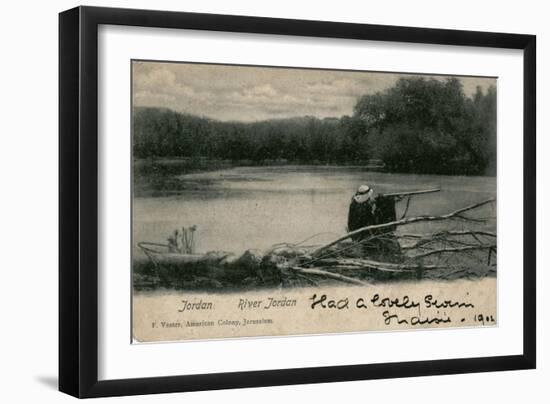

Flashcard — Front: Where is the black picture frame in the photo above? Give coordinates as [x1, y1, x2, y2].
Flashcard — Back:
[59, 5, 536, 398]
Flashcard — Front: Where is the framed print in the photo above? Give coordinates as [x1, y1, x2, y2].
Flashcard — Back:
[59, 6, 536, 398]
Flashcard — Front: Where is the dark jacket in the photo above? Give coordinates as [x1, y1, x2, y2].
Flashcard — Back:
[348, 195, 398, 238]
[372, 195, 397, 231]
[347, 197, 376, 240]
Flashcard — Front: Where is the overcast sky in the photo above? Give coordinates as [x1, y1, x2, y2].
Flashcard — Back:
[132, 61, 496, 122]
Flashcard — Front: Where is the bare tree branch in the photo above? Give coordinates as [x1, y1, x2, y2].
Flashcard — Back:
[409, 244, 496, 260]
[314, 258, 449, 272]
[312, 198, 496, 257]
[289, 267, 368, 285]
[398, 230, 496, 239]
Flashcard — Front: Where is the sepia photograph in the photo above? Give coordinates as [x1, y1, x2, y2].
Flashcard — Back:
[131, 60, 497, 342]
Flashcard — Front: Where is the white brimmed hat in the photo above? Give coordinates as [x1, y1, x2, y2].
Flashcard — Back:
[356, 184, 371, 194]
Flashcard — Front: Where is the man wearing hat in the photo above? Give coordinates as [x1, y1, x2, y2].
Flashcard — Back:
[348, 184, 401, 258]
[347, 184, 376, 242]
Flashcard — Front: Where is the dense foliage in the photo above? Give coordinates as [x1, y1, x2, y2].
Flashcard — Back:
[355, 77, 496, 175]
[134, 77, 496, 175]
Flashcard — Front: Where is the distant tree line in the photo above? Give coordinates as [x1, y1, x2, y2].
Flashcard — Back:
[134, 77, 496, 176]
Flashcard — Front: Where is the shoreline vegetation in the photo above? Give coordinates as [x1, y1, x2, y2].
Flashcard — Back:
[134, 77, 497, 185]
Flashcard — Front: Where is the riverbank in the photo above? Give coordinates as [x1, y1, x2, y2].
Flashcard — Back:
[133, 157, 385, 197]
[133, 157, 495, 198]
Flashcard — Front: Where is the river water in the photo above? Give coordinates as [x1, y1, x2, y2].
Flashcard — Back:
[132, 166, 496, 259]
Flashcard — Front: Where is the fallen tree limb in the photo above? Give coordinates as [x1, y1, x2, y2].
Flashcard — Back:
[313, 258, 449, 272]
[400, 230, 497, 251]
[300, 233, 393, 266]
[408, 244, 496, 260]
[322, 265, 416, 273]
[312, 198, 496, 257]
[453, 214, 486, 223]
[398, 230, 497, 239]
[290, 267, 368, 285]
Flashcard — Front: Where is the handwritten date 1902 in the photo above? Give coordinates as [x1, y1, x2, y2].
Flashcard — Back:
[474, 314, 496, 325]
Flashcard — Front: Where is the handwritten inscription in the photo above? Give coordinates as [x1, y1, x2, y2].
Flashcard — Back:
[382, 310, 452, 326]
[134, 279, 497, 341]
[309, 292, 487, 328]
[310, 294, 349, 310]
